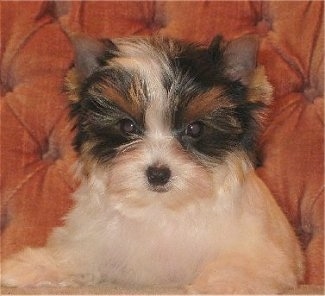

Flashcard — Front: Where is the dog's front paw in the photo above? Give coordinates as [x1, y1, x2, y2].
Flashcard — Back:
[186, 280, 255, 295]
[1, 248, 68, 287]
[187, 263, 293, 294]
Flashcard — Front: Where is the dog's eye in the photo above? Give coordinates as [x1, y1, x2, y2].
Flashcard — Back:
[185, 121, 204, 138]
[119, 119, 138, 135]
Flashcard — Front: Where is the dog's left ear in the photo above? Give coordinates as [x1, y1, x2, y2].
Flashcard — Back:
[69, 33, 117, 81]
[65, 34, 118, 103]
[209, 35, 259, 85]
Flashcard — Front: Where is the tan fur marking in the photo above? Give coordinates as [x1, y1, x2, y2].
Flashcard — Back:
[128, 78, 146, 118]
[101, 84, 142, 121]
[184, 88, 235, 122]
[79, 142, 99, 177]
[247, 67, 273, 105]
[65, 69, 81, 102]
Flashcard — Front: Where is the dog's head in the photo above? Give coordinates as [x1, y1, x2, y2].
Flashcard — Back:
[66, 34, 272, 209]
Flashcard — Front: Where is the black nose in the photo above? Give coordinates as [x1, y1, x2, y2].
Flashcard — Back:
[146, 165, 171, 186]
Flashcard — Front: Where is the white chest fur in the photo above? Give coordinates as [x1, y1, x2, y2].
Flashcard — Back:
[51, 181, 230, 286]
[100, 205, 222, 285]
[49, 168, 300, 288]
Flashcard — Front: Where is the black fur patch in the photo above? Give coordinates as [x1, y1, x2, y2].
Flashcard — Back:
[159, 38, 262, 161]
[70, 68, 144, 162]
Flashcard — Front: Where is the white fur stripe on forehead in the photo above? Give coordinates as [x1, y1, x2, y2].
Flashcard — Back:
[112, 38, 173, 135]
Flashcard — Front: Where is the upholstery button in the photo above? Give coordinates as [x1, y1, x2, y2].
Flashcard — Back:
[304, 87, 318, 102]
[256, 19, 272, 37]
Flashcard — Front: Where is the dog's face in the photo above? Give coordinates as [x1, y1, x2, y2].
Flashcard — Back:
[66, 34, 272, 209]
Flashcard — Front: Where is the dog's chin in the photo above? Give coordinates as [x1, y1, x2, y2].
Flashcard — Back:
[104, 177, 216, 216]
[148, 184, 171, 193]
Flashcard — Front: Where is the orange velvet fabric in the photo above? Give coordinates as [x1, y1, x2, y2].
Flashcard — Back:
[1, 1, 323, 285]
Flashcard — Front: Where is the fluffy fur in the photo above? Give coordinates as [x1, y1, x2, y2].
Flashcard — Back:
[1, 34, 304, 294]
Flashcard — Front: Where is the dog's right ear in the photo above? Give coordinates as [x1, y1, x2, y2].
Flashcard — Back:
[209, 34, 259, 86]
[69, 33, 117, 81]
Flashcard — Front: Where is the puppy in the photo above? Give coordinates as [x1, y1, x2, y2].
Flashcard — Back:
[1, 34, 304, 294]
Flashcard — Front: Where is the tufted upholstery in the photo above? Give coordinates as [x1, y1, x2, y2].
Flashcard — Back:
[1, 0, 324, 290]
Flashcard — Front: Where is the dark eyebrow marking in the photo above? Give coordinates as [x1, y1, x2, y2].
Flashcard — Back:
[79, 67, 145, 122]
[183, 87, 235, 123]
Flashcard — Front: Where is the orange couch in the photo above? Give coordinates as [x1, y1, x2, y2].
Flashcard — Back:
[1, 1, 324, 294]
